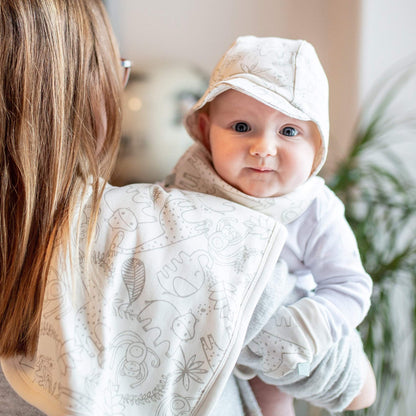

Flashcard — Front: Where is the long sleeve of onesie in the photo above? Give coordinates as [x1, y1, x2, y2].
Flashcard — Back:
[294, 187, 373, 339]
[260, 187, 373, 375]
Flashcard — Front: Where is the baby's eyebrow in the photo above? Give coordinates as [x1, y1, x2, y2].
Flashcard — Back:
[220, 106, 253, 116]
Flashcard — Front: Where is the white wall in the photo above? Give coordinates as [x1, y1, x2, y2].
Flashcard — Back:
[110, 0, 336, 70]
[359, 0, 416, 101]
[358, 0, 416, 172]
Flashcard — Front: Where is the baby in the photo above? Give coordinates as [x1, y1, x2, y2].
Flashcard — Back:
[165, 36, 373, 414]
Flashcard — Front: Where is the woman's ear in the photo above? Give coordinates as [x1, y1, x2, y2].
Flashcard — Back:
[197, 111, 211, 151]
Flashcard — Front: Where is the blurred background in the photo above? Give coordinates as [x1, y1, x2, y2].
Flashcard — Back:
[107, 1, 416, 416]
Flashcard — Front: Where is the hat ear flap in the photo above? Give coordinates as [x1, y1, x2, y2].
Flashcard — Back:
[197, 111, 211, 151]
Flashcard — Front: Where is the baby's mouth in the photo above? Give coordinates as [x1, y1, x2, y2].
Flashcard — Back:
[248, 166, 275, 173]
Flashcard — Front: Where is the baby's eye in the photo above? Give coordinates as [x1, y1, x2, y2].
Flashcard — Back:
[280, 126, 299, 137]
[233, 122, 250, 133]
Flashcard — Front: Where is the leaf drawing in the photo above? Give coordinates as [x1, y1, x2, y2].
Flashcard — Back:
[208, 281, 236, 320]
[173, 350, 207, 391]
[122, 258, 145, 305]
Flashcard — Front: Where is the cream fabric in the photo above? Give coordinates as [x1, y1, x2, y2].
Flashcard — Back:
[2, 182, 287, 416]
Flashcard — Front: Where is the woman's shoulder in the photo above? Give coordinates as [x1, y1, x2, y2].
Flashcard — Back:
[93, 182, 281, 252]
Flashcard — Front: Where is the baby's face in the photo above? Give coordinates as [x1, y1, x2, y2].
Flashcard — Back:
[199, 90, 321, 198]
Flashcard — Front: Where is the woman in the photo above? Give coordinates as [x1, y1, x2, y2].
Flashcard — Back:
[0, 1, 374, 415]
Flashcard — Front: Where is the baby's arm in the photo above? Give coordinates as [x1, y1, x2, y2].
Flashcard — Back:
[300, 189, 373, 339]
[246, 354, 375, 415]
[237, 329, 375, 413]
[256, 190, 374, 375]
[236, 261, 375, 413]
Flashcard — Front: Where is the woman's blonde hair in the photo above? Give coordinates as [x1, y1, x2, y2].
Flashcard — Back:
[0, 0, 123, 356]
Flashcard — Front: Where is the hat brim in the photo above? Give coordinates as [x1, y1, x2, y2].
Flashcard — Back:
[186, 78, 313, 136]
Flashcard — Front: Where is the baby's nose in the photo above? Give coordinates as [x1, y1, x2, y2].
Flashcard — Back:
[249, 134, 277, 157]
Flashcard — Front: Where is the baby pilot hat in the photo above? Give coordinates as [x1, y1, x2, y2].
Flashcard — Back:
[185, 35, 330, 176]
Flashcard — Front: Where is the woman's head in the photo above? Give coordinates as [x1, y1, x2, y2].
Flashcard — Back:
[0, 0, 123, 181]
[0, 0, 123, 357]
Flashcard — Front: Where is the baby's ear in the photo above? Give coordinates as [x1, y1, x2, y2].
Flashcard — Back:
[310, 124, 324, 175]
[197, 111, 211, 151]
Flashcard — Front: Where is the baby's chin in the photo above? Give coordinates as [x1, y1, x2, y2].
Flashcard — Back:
[237, 184, 283, 198]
